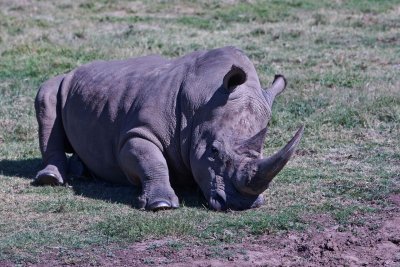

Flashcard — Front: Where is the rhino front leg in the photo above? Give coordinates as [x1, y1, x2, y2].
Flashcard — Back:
[119, 138, 179, 211]
[33, 75, 68, 186]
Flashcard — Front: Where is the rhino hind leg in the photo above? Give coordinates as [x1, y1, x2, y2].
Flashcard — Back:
[33, 75, 68, 186]
[119, 138, 179, 211]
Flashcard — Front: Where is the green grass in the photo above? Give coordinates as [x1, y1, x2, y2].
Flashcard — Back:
[0, 0, 399, 264]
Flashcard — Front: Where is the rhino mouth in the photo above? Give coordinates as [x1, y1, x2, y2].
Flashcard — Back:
[209, 190, 227, 211]
[209, 190, 265, 211]
[208, 178, 265, 211]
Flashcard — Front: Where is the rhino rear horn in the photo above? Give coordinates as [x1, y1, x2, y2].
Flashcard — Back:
[236, 127, 268, 154]
[223, 65, 247, 93]
[263, 75, 287, 106]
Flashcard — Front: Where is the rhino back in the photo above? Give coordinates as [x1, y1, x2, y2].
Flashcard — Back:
[60, 55, 186, 183]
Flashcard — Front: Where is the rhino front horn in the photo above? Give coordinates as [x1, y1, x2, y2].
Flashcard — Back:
[237, 125, 304, 195]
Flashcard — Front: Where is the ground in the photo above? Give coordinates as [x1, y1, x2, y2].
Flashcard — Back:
[1, 195, 399, 266]
[0, 0, 399, 266]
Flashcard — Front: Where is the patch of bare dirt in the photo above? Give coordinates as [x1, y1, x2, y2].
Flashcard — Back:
[6, 194, 400, 267]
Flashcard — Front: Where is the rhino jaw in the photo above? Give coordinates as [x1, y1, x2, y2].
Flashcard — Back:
[234, 125, 304, 196]
[208, 187, 265, 211]
[209, 188, 227, 211]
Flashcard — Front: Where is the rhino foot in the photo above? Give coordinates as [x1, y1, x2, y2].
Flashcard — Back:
[137, 185, 179, 211]
[32, 172, 63, 186]
[32, 165, 64, 186]
[148, 200, 178, 211]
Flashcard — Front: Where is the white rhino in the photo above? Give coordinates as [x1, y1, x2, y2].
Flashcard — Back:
[34, 46, 303, 211]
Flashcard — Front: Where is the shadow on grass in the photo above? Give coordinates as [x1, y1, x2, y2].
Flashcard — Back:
[69, 179, 139, 206]
[0, 158, 42, 179]
[69, 178, 206, 208]
[0, 157, 205, 208]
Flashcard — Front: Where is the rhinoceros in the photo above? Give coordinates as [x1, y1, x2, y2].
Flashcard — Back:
[33, 46, 303, 211]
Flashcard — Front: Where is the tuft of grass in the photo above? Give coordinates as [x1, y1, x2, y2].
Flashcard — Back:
[311, 13, 328, 26]
[0, 43, 104, 83]
[33, 197, 106, 213]
[190, 207, 305, 244]
[177, 16, 215, 30]
[368, 95, 400, 123]
[94, 210, 200, 242]
[326, 105, 366, 128]
[313, 71, 365, 89]
[213, 0, 327, 23]
[343, 0, 400, 14]
[319, 203, 376, 226]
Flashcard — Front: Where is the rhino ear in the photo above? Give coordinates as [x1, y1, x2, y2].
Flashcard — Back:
[263, 75, 287, 106]
[223, 65, 247, 93]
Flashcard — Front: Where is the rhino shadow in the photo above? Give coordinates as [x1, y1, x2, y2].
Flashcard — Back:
[0, 158, 206, 208]
[0, 158, 42, 179]
[69, 178, 207, 208]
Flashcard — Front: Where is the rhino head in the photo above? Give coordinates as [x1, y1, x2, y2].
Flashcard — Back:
[185, 48, 303, 211]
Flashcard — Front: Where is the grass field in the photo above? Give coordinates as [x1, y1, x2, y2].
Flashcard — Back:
[0, 0, 399, 265]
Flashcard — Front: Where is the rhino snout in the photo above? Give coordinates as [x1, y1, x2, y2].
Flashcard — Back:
[209, 190, 227, 211]
[209, 188, 265, 211]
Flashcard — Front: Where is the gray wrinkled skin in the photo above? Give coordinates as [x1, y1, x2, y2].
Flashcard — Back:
[34, 46, 303, 211]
